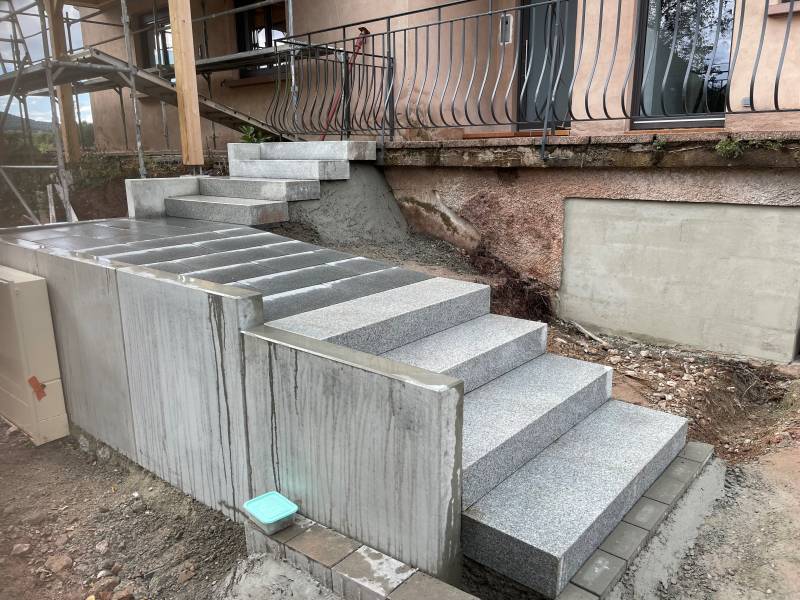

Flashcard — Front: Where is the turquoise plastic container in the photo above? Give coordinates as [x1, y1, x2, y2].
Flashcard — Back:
[243, 491, 298, 534]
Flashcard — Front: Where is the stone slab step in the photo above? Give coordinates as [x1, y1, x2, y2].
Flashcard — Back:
[165, 195, 288, 226]
[267, 277, 490, 354]
[229, 159, 350, 180]
[259, 141, 376, 161]
[462, 353, 612, 508]
[382, 314, 547, 393]
[199, 176, 320, 201]
[262, 267, 433, 321]
[462, 400, 687, 599]
[239, 258, 388, 296]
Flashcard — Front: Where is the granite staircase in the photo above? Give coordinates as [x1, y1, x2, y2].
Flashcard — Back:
[75, 140, 688, 599]
[163, 141, 376, 226]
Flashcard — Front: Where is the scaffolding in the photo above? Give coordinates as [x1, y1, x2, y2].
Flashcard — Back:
[0, 0, 291, 224]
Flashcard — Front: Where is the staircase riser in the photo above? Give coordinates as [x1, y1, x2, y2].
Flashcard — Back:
[462, 401, 686, 598]
[229, 159, 349, 180]
[199, 178, 319, 201]
[327, 288, 490, 354]
[165, 198, 288, 226]
[258, 141, 376, 161]
[462, 371, 611, 508]
[443, 328, 547, 393]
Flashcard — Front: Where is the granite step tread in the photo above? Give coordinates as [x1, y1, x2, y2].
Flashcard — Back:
[461, 353, 612, 508]
[165, 195, 288, 226]
[267, 277, 490, 354]
[381, 314, 547, 393]
[199, 176, 320, 201]
[229, 158, 350, 180]
[258, 141, 376, 161]
[462, 400, 687, 598]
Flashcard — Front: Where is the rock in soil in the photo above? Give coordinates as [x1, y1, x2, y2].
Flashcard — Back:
[45, 553, 73, 573]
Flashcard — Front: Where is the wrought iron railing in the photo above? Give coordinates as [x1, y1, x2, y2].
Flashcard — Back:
[263, 0, 800, 140]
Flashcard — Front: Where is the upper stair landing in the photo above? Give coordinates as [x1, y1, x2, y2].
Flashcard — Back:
[227, 141, 376, 180]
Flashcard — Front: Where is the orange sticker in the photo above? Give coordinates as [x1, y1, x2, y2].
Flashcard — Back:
[27, 376, 46, 401]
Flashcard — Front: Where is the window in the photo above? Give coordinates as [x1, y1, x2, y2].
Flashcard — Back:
[235, 0, 287, 77]
[139, 9, 173, 69]
[632, 0, 736, 129]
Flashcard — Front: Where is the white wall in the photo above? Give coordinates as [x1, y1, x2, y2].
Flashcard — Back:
[558, 199, 800, 362]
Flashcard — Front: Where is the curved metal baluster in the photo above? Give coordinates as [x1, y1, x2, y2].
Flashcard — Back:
[395, 28, 409, 129]
[518, 37, 535, 122]
[308, 38, 322, 133]
[439, 19, 455, 127]
[503, 7, 522, 124]
[701, 0, 725, 114]
[490, 10, 508, 125]
[774, 0, 795, 111]
[450, 18, 468, 127]
[425, 9, 443, 127]
[748, 0, 770, 112]
[405, 27, 419, 127]
[658, 0, 683, 117]
[601, 0, 623, 120]
[619, 0, 641, 119]
[725, 0, 746, 112]
[532, 6, 554, 123]
[477, 2, 495, 125]
[681, 0, 703, 116]
[567, 0, 589, 121]
[550, 1, 573, 125]
[414, 25, 431, 128]
[637, 4, 660, 118]
[584, 0, 605, 120]
[463, 15, 481, 126]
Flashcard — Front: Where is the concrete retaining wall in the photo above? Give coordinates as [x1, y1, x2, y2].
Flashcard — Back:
[242, 325, 463, 582]
[558, 199, 800, 362]
[117, 267, 263, 519]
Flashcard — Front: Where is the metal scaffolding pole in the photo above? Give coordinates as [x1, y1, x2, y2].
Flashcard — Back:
[119, 0, 147, 177]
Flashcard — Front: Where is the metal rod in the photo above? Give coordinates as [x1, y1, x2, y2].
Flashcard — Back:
[0, 167, 41, 224]
[119, 0, 147, 177]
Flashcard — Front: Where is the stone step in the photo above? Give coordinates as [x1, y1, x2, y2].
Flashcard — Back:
[258, 141, 376, 161]
[165, 195, 288, 226]
[462, 400, 687, 599]
[199, 176, 320, 201]
[461, 353, 612, 508]
[382, 314, 547, 393]
[238, 258, 389, 296]
[229, 159, 350, 180]
[267, 277, 490, 354]
[262, 267, 433, 321]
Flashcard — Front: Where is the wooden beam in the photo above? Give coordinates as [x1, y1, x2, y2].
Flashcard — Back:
[48, 0, 81, 163]
[167, 0, 204, 166]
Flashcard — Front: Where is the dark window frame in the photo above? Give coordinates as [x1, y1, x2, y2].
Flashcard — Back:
[234, 0, 287, 79]
[139, 8, 173, 70]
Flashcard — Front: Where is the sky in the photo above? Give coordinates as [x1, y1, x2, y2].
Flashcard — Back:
[1, 2, 93, 124]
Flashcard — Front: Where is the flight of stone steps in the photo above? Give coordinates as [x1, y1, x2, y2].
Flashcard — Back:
[163, 141, 376, 226]
[154, 141, 688, 598]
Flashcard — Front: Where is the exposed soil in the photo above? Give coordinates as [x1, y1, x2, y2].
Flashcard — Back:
[0, 424, 245, 600]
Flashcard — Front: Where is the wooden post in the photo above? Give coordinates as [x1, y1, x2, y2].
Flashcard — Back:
[167, 0, 204, 166]
[48, 0, 81, 163]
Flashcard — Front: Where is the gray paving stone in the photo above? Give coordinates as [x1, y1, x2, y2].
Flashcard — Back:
[253, 249, 354, 273]
[622, 497, 669, 531]
[122, 230, 238, 250]
[598, 521, 649, 562]
[80, 244, 140, 258]
[643, 465, 693, 506]
[461, 353, 612, 508]
[679, 441, 714, 465]
[186, 263, 274, 284]
[229, 158, 350, 180]
[245, 514, 314, 558]
[556, 583, 600, 600]
[194, 232, 289, 252]
[105, 244, 210, 265]
[167, 242, 313, 271]
[570, 550, 626, 597]
[332, 545, 416, 600]
[199, 176, 320, 201]
[242, 264, 367, 296]
[259, 141, 376, 161]
[388, 572, 479, 600]
[462, 400, 687, 598]
[285, 525, 361, 588]
[382, 314, 547, 393]
[165, 195, 289, 226]
[34, 235, 120, 251]
[268, 277, 490, 354]
[262, 267, 432, 320]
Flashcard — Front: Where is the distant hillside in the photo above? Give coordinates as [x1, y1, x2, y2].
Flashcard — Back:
[3, 113, 53, 132]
